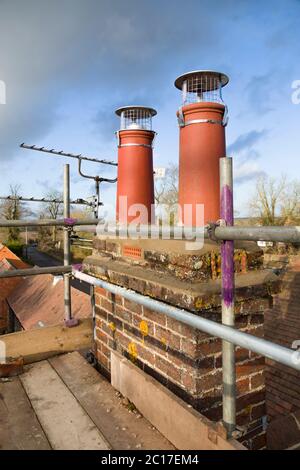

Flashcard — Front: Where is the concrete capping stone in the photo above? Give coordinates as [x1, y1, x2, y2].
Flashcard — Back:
[84, 255, 279, 313]
[110, 350, 246, 451]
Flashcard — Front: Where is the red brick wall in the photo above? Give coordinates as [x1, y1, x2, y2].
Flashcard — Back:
[94, 286, 269, 449]
[265, 258, 300, 428]
[0, 300, 9, 334]
[0, 277, 21, 334]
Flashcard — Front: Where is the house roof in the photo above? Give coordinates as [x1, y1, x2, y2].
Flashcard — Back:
[7, 274, 91, 329]
[0, 243, 30, 270]
[8, 258, 30, 270]
[0, 243, 20, 262]
[0, 244, 27, 301]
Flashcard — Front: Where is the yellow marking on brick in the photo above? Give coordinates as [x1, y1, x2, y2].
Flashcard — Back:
[139, 320, 149, 337]
[128, 342, 138, 361]
[195, 298, 204, 309]
[109, 322, 116, 332]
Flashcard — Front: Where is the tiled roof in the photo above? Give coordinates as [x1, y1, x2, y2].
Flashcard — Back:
[9, 258, 30, 269]
[7, 274, 91, 329]
[0, 243, 90, 330]
[0, 244, 30, 302]
[0, 244, 32, 333]
[0, 243, 20, 262]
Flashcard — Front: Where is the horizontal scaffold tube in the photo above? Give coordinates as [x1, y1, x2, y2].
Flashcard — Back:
[214, 226, 300, 243]
[73, 269, 300, 372]
[0, 265, 72, 278]
[0, 218, 100, 228]
[97, 224, 300, 244]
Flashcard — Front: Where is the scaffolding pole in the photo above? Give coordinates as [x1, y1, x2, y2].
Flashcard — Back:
[96, 224, 300, 244]
[73, 269, 300, 373]
[214, 225, 300, 243]
[63, 165, 78, 327]
[220, 157, 236, 435]
[0, 218, 100, 228]
[0, 265, 72, 278]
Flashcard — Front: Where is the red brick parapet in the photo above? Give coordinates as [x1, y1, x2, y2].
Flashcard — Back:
[84, 239, 280, 449]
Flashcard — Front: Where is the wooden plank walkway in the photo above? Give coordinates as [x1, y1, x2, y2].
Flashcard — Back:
[0, 377, 50, 450]
[0, 352, 173, 450]
[19, 360, 110, 450]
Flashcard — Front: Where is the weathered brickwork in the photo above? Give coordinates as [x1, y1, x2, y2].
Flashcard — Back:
[94, 287, 274, 449]
[264, 256, 300, 448]
[93, 238, 264, 283]
[86, 238, 280, 450]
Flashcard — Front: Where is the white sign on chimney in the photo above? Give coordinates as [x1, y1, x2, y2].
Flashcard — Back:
[154, 167, 166, 179]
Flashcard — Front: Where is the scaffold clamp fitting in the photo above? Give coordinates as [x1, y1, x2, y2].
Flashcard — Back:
[72, 263, 83, 272]
[64, 218, 78, 226]
[206, 219, 226, 243]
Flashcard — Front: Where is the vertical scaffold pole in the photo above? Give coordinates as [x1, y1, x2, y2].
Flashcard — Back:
[63, 164, 78, 327]
[220, 156, 236, 435]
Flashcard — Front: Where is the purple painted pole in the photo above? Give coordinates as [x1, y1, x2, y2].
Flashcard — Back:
[63, 164, 79, 328]
[220, 157, 236, 435]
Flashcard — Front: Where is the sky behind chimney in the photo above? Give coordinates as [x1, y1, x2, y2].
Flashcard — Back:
[0, 0, 299, 216]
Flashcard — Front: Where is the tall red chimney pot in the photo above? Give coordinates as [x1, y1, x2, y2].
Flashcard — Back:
[175, 70, 229, 226]
[115, 106, 157, 225]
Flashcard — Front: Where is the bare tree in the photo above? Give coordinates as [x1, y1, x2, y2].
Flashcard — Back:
[280, 181, 300, 225]
[250, 175, 300, 226]
[41, 190, 63, 242]
[155, 163, 178, 224]
[0, 184, 29, 241]
[249, 175, 285, 225]
[155, 163, 178, 205]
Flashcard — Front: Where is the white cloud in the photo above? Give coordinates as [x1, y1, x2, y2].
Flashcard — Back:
[234, 161, 265, 184]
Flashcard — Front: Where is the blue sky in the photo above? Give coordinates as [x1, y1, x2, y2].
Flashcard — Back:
[0, 0, 300, 217]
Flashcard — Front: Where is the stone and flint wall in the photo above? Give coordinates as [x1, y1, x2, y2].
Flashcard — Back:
[84, 237, 280, 450]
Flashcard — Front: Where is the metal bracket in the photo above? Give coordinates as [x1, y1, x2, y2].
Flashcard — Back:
[231, 425, 247, 440]
[115, 130, 121, 147]
[206, 219, 226, 243]
[177, 106, 229, 128]
[64, 317, 79, 328]
[222, 104, 229, 127]
[177, 107, 185, 127]
[77, 158, 117, 218]
[64, 218, 78, 226]
[64, 271, 73, 278]
[152, 131, 157, 148]
[119, 143, 153, 149]
[117, 131, 157, 149]
[183, 118, 224, 127]
[72, 263, 83, 272]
